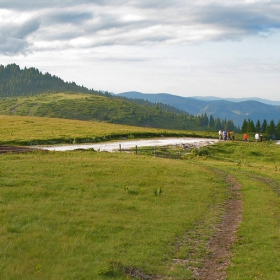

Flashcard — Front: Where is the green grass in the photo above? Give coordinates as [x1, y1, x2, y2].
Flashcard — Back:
[0, 151, 225, 279]
[199, 141, 280, 280]
[0, 116, 280, 279]
[227, 176, 280, 279]
[0, 114, 209, 146]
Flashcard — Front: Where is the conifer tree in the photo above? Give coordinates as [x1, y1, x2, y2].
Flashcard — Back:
[255, 119, 261, 132]
[261, 119, 267, 133]
[241, 119, 248, 133]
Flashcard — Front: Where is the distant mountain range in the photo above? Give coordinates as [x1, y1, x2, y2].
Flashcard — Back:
[188, 96, 280, 106]
[116, 92, 280, 127]
[1, 63, 278, 130]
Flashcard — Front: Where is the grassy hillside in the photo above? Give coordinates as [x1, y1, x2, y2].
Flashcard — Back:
[0, 92, 204, 131]
[0, 116, 279, 279]
[0, 115, 212, 146]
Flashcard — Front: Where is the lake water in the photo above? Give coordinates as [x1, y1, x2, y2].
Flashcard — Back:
[38, 138, 218, 152]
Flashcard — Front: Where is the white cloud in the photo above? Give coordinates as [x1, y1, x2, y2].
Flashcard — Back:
[1, 1, 280, 54]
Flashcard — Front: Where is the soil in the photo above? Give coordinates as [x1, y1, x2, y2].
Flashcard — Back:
[195, 174, 243, 280]
[0, 146, 38, 153]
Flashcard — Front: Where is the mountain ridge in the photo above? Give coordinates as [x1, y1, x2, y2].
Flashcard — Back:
[116, 92, 280, 127]
[116, 91, 280, 106]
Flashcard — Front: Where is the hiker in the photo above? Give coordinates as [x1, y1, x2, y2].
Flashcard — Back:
[218, 130, 223, 140]
[243, 133, 248, 142]
[255, 133, 259, 142]
[259, 134, 263, 142]
[223, 130, 227, 141]
[227, 131, 231, 140]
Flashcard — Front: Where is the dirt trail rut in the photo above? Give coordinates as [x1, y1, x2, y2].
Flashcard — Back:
[0, 146, 38, 153]
[196, 174, 243, 280]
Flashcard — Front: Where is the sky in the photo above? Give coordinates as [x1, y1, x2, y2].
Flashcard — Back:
[1, 0, 280, 100]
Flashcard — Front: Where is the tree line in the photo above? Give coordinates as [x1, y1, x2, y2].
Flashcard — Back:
[194, 113, 237, 131]
[241, 118, 280, 139]
[0, 63, 101, 97]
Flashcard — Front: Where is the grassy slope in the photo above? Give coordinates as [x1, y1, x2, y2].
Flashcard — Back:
[0, 115, 210, 146]
[0, 116, 279, 279]
[0, 92, 197, 130]
[202, 142, 280, 280]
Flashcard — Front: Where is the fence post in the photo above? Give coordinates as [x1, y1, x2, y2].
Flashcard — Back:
[153, 146, 156, 157]
[135, 145, 137, 155]
[119, 144, 121, 152]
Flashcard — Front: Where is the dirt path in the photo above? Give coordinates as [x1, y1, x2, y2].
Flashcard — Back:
[195, 174, 243, 280]
[125, 173, 243, 280]
[0, 146, 38, 153]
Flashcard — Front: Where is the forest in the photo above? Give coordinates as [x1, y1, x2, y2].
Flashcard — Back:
[0, 63, 101, 97]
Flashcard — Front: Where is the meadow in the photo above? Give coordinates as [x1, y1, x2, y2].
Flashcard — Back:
[0, 115, 208, 146]
[0, 115, 279, 279]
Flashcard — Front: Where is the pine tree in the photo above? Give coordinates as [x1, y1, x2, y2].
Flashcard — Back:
[255, 119, 261, 132]
[275, 121, 280, 139]
[247, 119, 255, 133]
[209, 115, 215, 128]
[261, 119, 267, 133]
[266, 120, 276, 138]
[241, 119, 248, 133]
[214, 117, 222, 130]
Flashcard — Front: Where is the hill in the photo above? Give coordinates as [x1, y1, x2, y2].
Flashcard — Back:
[0, 64, 239, 131]
[0, 92, 206, 131]
[0, 63, 100, 97]
[117, 91, 280, 127]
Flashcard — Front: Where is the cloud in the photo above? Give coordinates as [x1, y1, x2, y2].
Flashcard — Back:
[0, 18, 40, 55]
[0, 37, 29, 55]
[194, 2, 280, 37]
[0, 0, 280, 55]
[0, 0, 126, 11]
[46, 11, 93, 25]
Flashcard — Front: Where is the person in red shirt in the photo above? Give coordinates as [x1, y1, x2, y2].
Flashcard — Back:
[243, 133, 248, 142]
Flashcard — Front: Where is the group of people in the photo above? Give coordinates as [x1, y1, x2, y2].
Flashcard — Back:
[218, 130, 264, 142]
[243, 133, 263, 142]
[218, 130, 235, 141]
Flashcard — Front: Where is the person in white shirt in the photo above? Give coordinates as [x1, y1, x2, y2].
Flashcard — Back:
[255, 133, 259, 142]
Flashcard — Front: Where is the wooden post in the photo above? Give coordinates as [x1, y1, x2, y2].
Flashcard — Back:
[119, 144, 121, 152]
[153, 146, 156, 157]
[135, 145, 137, 155]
